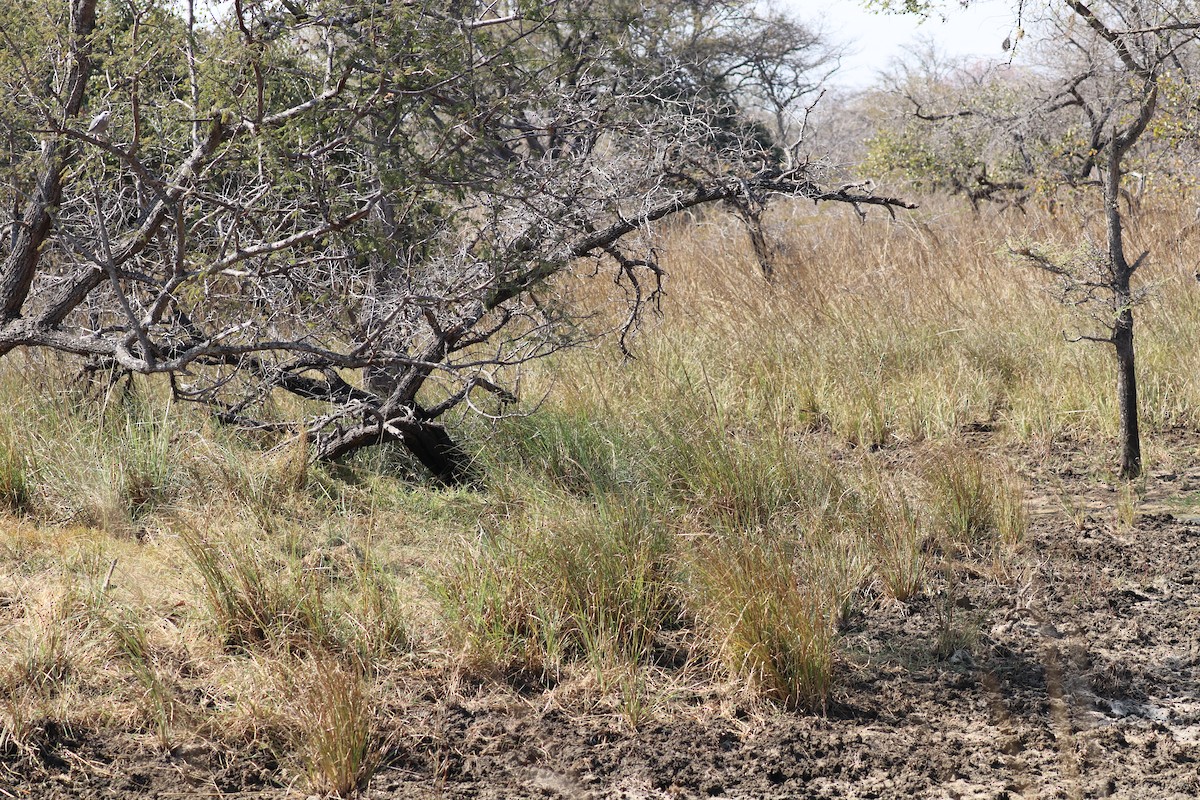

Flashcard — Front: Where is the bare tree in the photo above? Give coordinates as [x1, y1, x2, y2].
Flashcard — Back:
[0, 0, 912, 483]
[674, 3, 843, 276]
[873, 0, 1200, 479]
[1014, 0, 1200, 479]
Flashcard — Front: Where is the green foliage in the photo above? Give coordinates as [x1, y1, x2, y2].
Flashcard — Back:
[858, 55, 1115, 208]
[863, 0, 940, 13]
[1150, 70, 1200, 147]
[862, 75, 1035, 201]
[437, 499, 678, 674]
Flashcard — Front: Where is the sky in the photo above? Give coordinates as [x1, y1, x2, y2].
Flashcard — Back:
[190, 0, 1021, 90]
[785, 0, 1025, 88]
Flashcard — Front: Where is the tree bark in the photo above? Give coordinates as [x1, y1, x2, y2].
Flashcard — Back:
[314, 418, 474, 486]
[744, 214, 776, 279]
[726, 197, 775, 278]
[0, 0, 98, 320]
[1114, 310, 1141, 479]
[1103, 132, 1144, 480]
[400, 422, 474, 486]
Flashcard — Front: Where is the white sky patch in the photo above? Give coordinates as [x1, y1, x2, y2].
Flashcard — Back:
[783, 0, 1025, 87]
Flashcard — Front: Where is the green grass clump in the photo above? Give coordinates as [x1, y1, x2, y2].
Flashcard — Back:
[489, 411, 643, 495]
[437, 499, 678, 675]
[922, 448, 1028, 552]
[187, 533, 335, 653]
[647, 423, 843, 531]
[448, 404, 966, 707]
[0, 437, 31, 515]
[184, 529, 409, 664]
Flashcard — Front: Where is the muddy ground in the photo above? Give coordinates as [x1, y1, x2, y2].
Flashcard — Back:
[6, 438, 1200, 799]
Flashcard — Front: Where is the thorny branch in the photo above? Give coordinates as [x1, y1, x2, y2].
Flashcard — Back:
[0, 0, 914, 482]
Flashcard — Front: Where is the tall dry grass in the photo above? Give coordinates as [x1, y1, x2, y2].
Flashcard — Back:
[6, 190, 1199, 788]
[636, 193, 1200, 448]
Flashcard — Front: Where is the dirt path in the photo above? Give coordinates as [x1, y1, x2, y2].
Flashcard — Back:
[8, 445, 1200, 799]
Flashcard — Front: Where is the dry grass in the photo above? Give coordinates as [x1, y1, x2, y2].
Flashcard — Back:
[283, 656, 381, 797]
[7, 190, 1200, 791]
[687, 531, 838, 711]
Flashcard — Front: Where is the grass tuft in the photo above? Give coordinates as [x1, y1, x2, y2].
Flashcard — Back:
[857, 469, 928, 602]
[923, 448, 1028, 553]
[0, 436, 31, 515]
[437, 499, 678, 676]
[285, 656, 380, 798]
[688, 531, 836, 711]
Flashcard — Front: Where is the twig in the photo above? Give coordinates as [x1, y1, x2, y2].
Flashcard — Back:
[102, 558, 118, 591]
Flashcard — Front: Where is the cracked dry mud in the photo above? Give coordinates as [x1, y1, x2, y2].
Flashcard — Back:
[7, 440, 1200, 799]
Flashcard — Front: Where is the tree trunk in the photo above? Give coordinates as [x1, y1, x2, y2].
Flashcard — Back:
[1114, 311, 1141, 479]
[314, 417, 474, 486]
[0, 0, 98, 321]
[401, 422, 475, 486]
[744, 213, 776, 279]
[1103, 134, 1144, 481]
[725, 197, 775, 279]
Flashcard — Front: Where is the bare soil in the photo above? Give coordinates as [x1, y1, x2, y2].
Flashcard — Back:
[6, 437, 1200, 799]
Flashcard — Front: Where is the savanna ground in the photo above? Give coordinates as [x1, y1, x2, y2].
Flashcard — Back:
[3, 194, 1200, 798]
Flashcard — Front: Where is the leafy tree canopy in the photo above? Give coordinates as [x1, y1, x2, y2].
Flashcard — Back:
[0, 0, 910, 482]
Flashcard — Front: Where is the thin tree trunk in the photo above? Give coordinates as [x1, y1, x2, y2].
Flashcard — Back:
[1103, 138, 1143, 480]
[726, 198, 775, 279]
[745, 217, 776, 280]
[1114, 310, 1141, 478]
[0, 0, 98, 320]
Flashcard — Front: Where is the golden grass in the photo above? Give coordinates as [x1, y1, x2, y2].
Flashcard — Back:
[549, 192, 1200, 456]
[6, 189, 1198, 789]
